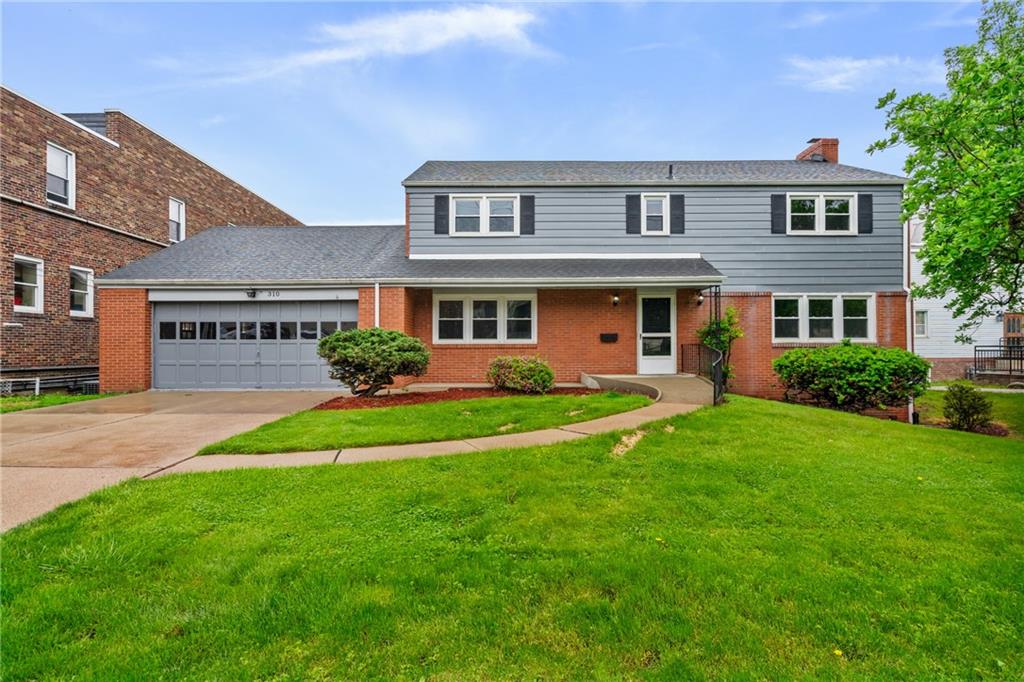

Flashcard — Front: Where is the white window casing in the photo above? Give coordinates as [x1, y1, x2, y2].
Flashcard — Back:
[169, 197, 186, 242]
[640, 193, 669, 236]
[432, 292, 537, 344]
[45, 142, 75, 209]
[785, 193, 857, 235]
[69, 266, 94, 318]
[914, 310, 929, 338]
[13, 255, 44, 314]
[449, 194, 519, 236]
[771, 294, 876, 343]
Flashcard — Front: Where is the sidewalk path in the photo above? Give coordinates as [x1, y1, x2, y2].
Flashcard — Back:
[154, 402, 702, 477]
[929, 385, 1023, 394]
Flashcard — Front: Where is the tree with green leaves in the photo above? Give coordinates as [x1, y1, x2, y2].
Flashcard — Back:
[868, 0, 1023, 343]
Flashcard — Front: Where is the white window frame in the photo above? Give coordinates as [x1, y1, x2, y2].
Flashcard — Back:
[432, 292, 537, 344]
[914, 309, 929, 338]
[785, 193, 857, 235]
[69, 266, 94, 318]
[772, 296, 802, 340]
[45, 142, 76, 209]
[168, 197, 186, 242]
[13, 255, 44, 314]
[640, 193, 669, 236]
[449, 194, 520, 237]
[771, 293, 876, 343]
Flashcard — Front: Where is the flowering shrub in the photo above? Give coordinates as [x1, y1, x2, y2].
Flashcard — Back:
[486, 356, 554, 394]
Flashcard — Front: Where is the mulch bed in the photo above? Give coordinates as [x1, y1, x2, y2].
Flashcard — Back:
[924, 421, 1011, 438]
[314, 387, 600, 411]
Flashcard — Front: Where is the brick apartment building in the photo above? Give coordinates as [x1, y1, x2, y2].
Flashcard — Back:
[1, 86, 301, 385]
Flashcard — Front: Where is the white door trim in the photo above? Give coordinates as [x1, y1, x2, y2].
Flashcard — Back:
[637, 291, 677, 375]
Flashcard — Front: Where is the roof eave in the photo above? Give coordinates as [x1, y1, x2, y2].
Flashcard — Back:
[98, 275, 727, 289]
[402, 179, 906, 188]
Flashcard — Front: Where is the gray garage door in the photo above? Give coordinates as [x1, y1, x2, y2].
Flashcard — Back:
[153, 301, 357, 389]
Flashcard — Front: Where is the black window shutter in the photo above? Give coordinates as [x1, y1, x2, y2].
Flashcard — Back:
[434, 195, 449, 234]
[770, 194, 787, 234]
[858, 194, 873, 234]
[520, 195, 535, 235]
[626, 194, 641, 234]
[670, 194, 685, 234]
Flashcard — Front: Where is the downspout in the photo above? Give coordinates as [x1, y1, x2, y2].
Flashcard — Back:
[374, 281, 381, 327]
[904, 216, 916, 423]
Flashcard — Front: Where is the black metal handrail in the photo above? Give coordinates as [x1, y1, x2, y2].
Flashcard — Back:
[680, 343, 725, 405]
[974, 344, 1024, 375]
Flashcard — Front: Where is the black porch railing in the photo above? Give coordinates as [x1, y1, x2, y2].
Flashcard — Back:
[974, 343, 1024, 376]
[680, 343, 725, 405]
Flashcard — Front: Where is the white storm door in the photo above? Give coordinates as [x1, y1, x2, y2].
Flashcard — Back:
[637, 293, 677, 375]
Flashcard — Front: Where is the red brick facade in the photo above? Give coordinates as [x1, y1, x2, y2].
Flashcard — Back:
[98, 288, 151, 392]
[926, 358, 973, 381]
[1, 87, 300, 378]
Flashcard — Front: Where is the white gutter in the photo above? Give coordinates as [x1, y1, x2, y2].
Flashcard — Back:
[374, 281, 381, 327]
[97, 275, 727, 289]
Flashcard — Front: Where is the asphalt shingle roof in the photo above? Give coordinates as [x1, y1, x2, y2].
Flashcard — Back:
[99, 226, 724, 284]
[403, 160, 905, 186]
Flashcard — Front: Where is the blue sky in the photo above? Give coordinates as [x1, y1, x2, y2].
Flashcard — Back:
[3, 2, 979, 224]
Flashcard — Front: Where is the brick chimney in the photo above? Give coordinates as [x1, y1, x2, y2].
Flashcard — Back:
[795, 137, 839, 164]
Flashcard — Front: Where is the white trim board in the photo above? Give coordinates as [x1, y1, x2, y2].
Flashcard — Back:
[148, 288, 359, 302]
[408, 252, 702, 260]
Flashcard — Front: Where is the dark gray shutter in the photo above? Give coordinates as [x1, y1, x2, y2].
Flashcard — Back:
[626, 194, 641, 234]
[771, 194, 787, 234]
[434, 195, 449, 234]
[858, 194, 873, 234]
[520, 195, 535, 235]
[670, 194, 685, 234]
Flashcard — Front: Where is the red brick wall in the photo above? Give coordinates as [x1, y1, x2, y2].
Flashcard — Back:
[926, 357, 972, 381]
[1, 87, 300, 375]
[98, 288, 151, 392]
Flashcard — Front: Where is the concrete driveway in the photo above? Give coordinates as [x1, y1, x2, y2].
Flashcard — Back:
[1, 391, 335, 531]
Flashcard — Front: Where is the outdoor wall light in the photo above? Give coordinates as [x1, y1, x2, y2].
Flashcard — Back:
[245, 288, 258, 299]
[611, 293, 621, 307]
[696, 293, 705, 306]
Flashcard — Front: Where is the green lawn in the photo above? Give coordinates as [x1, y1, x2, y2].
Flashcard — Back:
[3, 397, 1021, 679]
[917, 388, 1024, 439]
[198, 391, 651, 454]
[0, 392, 118, 414]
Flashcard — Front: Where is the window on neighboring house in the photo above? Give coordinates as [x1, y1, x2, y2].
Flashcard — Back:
[787, 194, 856, 235]
[13, 256, 44, 314]
[914, 310, 929, 337]
[434, 294, 537, 343]
[46, 142, 75, 208]
[450, 195, 519, 236]
[772, 294, 876, 342]
[773, 298, 800, 339]
[168, 198, 186, 242]
[641, 193, 668, 235]
[69, 266, 93, 317]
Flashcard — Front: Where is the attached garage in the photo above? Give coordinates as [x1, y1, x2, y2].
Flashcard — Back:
[151, 296, 357, 389]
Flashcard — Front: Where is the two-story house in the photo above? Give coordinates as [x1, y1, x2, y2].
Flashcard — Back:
[96, 138, 910, 402]
[1, 86, 301, 388]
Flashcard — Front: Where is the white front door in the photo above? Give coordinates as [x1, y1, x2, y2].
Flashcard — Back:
[637, 293, 677, 375]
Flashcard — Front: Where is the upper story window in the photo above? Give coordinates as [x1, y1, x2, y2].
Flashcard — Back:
[772, 294, 874, 343]
[13, 255, 44, 314]
[641, 193, 668, 235]
[46, 142, 75, 208]
[787, 193, 856, 235]
[168, 197, 186, 242]
[69, 266, 94, 318]
[450, 195, 519, 236]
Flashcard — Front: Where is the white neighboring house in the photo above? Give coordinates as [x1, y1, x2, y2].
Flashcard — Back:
[909, 216, 1004, 379]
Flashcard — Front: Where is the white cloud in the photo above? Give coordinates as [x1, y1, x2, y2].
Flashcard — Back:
[783, 55, 945, 92]
[199, 114, 229, 128]
[925, 3, 979, 29]
[785, 10, 830, 29]
[156, 5, 549, 85]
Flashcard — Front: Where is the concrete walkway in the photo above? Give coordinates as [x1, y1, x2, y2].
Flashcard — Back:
[1, 391, 335, 530]
[154, 401, 703, 476]
[928, 385, 1023, 394]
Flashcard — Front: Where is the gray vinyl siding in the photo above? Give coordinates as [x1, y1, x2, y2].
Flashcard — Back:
[408, 185, 904, 292]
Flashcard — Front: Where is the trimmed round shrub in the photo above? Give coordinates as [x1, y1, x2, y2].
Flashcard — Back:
[942, 381, 994, 432]
[772, 340, 930, 412]
[486, 356, 554, 394]
[317, 327, 430, 396]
